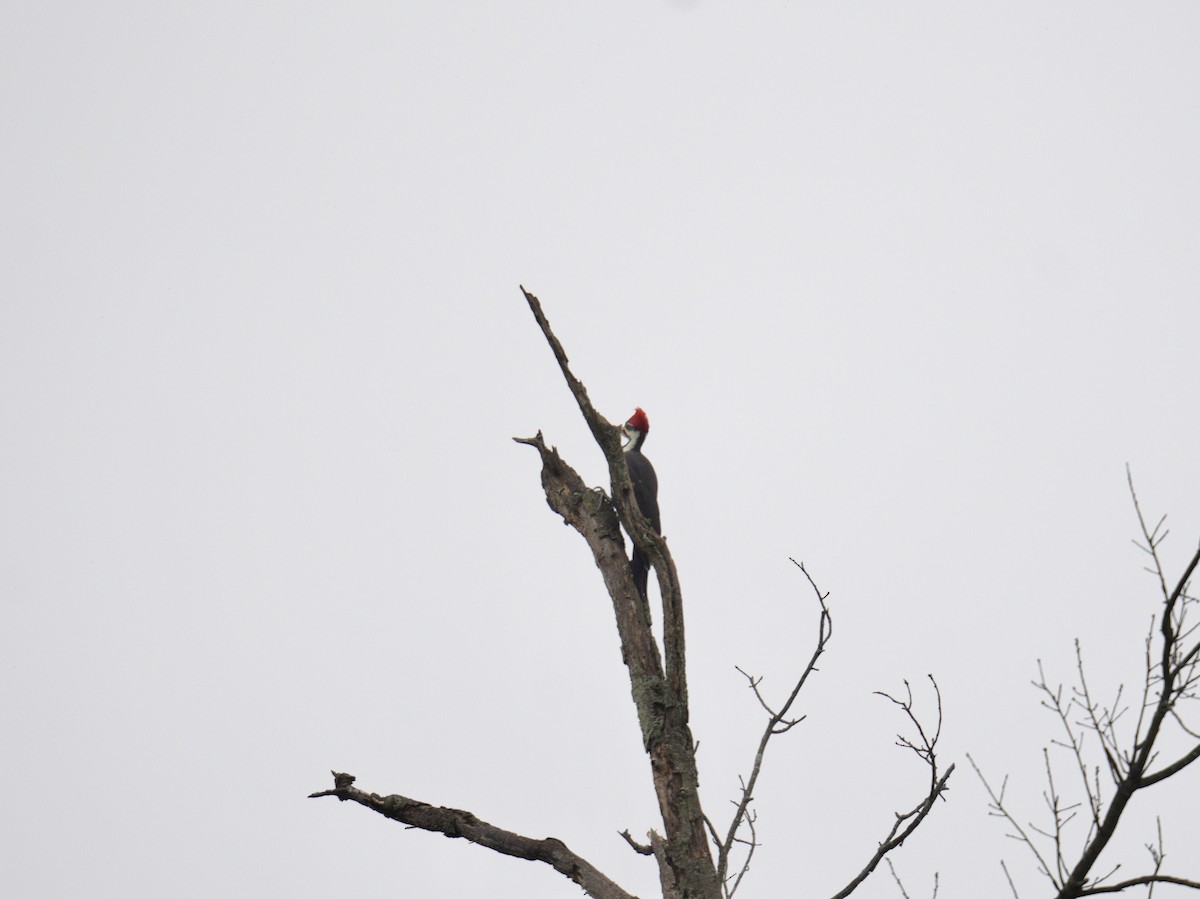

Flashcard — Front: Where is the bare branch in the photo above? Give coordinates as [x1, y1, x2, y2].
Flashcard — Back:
[829, 767, 955, 899]
[1127, 468, 1171, 606]
[1078, 875, 1200, 896]
[724, 810, 758, 899]
[1070, 645, 1125, 788]
[734, 666, 779, 718]
[1001, 860, 1023, 899]
[1136, 741, 1200, 788]
[1169, 707, 1200, 741]
[886, 859, 940, 899]
[308, 773, 636, 899]
[715, 560, 831, 889]
[968, 753, 1059, 889]
[887, 858, 912, 899]
[829, 677, 953, 899]
[619, 829, 654, 856]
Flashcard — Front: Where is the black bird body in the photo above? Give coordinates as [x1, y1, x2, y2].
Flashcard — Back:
[622, 408, 660, 601]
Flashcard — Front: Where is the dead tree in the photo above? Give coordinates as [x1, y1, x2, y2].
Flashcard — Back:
[970, 471, 1200, 898]
[310, 288, 951, 899]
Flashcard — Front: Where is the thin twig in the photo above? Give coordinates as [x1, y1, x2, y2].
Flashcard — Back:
[968, 753, 1059, 889]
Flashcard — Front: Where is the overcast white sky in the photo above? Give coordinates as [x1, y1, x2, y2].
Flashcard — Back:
[4, 3, 1200, 898]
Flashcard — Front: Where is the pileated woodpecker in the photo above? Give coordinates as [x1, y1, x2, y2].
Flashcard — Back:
[621, 407, 660, 601]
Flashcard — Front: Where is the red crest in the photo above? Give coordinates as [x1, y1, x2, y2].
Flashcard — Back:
[626, 407, 650, 432]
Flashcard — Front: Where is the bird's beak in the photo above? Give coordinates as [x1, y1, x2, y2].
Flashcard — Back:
[620, 425, 632, 449]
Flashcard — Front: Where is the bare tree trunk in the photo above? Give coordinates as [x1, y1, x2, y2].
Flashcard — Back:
[516, 287, 721, 899]
[512, 432, 718, 898]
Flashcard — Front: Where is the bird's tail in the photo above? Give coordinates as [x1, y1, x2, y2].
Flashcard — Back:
[631, 546, 650, 603]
